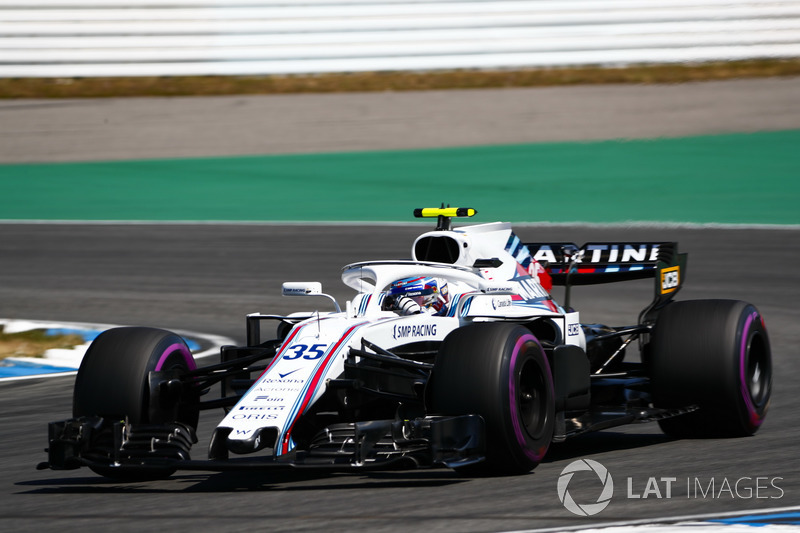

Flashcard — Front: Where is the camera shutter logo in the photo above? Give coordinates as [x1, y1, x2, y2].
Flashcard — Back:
[557, 459, 614, 516]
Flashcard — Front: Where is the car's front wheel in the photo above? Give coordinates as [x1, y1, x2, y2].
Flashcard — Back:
[430, 323, 555, 475]
[73, 327, 199, 479]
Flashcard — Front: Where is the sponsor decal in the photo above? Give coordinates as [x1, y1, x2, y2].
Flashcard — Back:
[231, 413, 279, 420]
[253, 395, 285, 402]
[567, 323, 581, 337]
[283, 287, 308, 295]
[585, 244, 659, 263]
[392, 323, 437, 340]
[253, 384, 304, 393]
[660, 265, 680, 294]
[256, 378, 305, 386]
[515, 275, 550, 300]
[531, 243, 661, 264]
[532, 245, 561, 264]
[492, 297, 512, 310]
[484, 285, 515, 294]
[238, 405, 285, 411]
[253, 387, 302, 394]
[279, 368, 301, 378]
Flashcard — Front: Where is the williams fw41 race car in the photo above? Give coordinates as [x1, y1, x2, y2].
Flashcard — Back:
[40, 208, 772, 479]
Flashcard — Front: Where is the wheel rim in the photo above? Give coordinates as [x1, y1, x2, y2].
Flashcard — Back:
[151, 341, 198, 428]
[517, 357, 548, 440]
[155, 342, 196, 372]
[745, 332, 770, 407]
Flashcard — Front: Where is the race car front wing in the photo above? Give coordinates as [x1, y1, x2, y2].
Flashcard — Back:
[39, 414, 485, 473]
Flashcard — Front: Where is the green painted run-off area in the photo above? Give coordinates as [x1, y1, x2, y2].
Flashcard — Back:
[1, 130, 798, 225]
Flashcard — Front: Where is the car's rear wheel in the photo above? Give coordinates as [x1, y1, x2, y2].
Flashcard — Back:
[430, 323, 555, 475]
[73, 327, 199, 479]
[650, 300, 771, 437]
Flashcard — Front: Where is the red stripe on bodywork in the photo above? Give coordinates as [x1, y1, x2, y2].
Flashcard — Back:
[280, 321, 368, 454]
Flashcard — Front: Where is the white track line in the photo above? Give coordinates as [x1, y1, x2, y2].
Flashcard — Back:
[503, 504, 800, 533]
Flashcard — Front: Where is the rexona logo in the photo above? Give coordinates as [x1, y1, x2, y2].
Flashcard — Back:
[660, 266, 680, 294]
[557, 459, 614, 516]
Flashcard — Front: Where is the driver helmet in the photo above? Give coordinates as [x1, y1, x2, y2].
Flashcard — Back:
[387, 276, 449, 313]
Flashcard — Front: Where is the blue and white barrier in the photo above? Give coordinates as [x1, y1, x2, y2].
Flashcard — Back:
[0, 319, 233, 381]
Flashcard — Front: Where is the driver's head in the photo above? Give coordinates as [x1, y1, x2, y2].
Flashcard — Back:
[387, 276, 449, 312]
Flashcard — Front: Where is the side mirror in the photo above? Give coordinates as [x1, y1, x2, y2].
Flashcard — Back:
[281, 282, 341, 313]
[282, 282, 323, 296]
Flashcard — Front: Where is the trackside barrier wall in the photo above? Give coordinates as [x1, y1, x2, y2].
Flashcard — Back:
[2, 0, 800, 78]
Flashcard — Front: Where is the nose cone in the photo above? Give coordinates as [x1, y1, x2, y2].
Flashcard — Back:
[228, 427, 278, 455]
[209, 426, 278, 458]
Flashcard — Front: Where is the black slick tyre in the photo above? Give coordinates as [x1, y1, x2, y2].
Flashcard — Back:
[73, 327, 199, 478]
[431, 323, 555, 475]
[650, 300, 771, 437]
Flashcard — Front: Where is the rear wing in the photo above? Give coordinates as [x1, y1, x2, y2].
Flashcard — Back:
[525, 242, 682, 285]
[525, 241, 688, 317]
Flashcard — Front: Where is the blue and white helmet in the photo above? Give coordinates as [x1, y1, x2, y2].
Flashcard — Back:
[387, 276, 449, 312]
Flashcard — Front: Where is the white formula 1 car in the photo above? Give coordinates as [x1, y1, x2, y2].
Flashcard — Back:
[40, 207, 772, 479]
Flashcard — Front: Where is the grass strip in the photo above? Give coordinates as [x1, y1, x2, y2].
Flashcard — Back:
[0, 327, 85, 360]
[2, 59, 800, 99]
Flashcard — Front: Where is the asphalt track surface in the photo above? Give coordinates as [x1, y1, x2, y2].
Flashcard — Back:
[2, 223, 799, 532]
[1, 79, 799, 532]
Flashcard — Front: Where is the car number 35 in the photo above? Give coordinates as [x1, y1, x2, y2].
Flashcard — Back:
[283, 343, 328, 360]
